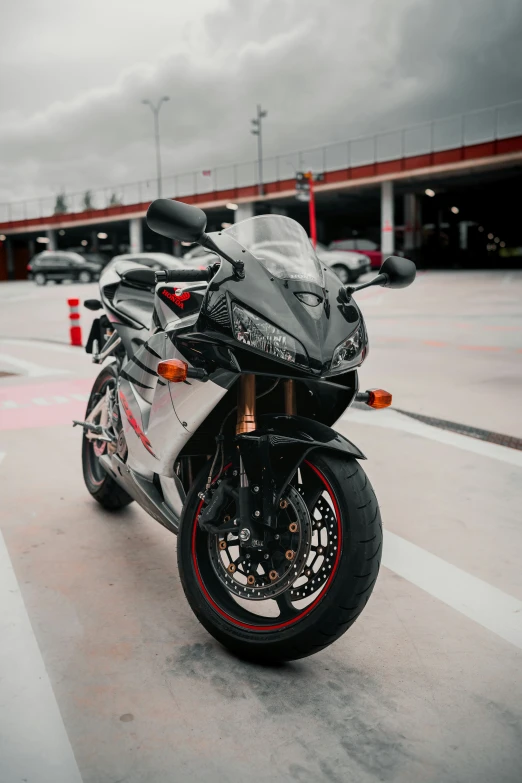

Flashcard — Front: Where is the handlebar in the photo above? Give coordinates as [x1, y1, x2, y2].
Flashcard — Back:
[155, 267, 214, 284]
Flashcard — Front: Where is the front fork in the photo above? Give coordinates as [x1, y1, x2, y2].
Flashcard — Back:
[235, 375, 296, 537]
[235, 374, 296, 436]
[198, 376, 299, 536]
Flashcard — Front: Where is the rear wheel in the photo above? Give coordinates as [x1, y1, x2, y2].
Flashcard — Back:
[34, 272, 46, 286]
[177, 452, 382, 662]
[82, 363, 133, 510]
[79, 270, 91, 284]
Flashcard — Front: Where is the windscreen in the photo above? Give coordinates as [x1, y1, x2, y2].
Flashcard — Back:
[224, 215, 324, 285]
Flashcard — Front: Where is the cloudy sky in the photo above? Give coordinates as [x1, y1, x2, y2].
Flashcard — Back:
[1, 0, 521, 205]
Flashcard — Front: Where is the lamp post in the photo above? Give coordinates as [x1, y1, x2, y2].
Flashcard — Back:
[142, 96, 170, 198]
[251, 104, 267, 196]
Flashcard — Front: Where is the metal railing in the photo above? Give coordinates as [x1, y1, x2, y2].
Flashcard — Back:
[1, 99, 521, 225]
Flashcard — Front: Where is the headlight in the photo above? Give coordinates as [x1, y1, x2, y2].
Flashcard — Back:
[330, 322, 367, 372]
[232, 303, 306, 365]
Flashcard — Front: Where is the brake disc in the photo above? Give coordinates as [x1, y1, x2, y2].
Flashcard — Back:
[288, 494, 339, 600]
[209, 484, 313, 601]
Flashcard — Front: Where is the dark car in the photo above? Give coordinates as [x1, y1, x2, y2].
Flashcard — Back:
[28, 250, 103, 285]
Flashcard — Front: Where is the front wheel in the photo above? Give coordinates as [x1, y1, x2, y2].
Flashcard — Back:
[177, 452, 382, 662]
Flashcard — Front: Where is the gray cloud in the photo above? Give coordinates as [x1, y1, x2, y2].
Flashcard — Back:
[0, 0, 521, 204]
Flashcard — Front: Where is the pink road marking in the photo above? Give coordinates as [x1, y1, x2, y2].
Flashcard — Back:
[0, 378, 93, 431]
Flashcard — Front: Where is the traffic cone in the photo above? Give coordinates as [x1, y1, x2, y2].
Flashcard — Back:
[67, 298, 82, 346]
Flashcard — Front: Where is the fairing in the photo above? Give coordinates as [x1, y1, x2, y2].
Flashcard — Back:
[179, 248, 367, 377]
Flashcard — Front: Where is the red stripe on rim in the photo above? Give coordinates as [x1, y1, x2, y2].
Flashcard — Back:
[191, 460, 342, 631]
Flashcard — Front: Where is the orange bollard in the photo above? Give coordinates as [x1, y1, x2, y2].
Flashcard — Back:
[67, 298, 82, 346]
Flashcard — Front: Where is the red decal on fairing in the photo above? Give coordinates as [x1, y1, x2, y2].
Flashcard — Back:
[161, 288, 191, 309]
[119, 390, 158, 458]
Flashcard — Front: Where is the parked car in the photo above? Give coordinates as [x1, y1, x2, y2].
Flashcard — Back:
[181, 244, 220, 269]
[108, 252, 187, 272]
[315, 242, 371, 283]
[28, 251, 104, 285]
[328, 238, 383, 269]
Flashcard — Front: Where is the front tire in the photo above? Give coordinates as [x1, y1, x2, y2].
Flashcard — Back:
[82, 363, 133, 510]
[177, 452, 382, 662]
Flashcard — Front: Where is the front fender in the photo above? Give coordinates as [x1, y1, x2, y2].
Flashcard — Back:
[236, 414, 365, 527]
[241, 413, 365, 460]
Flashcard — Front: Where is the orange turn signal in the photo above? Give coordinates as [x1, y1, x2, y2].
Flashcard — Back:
[367, 389, 392, 409]
[157, 359, 188, 383]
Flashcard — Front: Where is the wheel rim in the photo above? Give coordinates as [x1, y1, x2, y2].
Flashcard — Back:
[84, 380, 112, 486]
[35, 273, 45, 285]
[79, 272, 90, 283]
[191, 460, 342, 631]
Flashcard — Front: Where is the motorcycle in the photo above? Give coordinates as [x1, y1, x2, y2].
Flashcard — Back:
[76, 198, 416, 661]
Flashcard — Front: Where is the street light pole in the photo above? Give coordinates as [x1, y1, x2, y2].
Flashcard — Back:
[251, 104, 267, 196]
[142, 96, 170, 198]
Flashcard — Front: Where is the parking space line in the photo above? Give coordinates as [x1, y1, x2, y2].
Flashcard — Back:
[0, 526, 83, 783]
[340, 408, 522, 469]
[0, 353, 70, 378]
[383, 530, 522, 650]
[0, 339, 80, 354]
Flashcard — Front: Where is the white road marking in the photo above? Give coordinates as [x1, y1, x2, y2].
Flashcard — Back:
[0, 338, 80, 354]
[0, 394, 89, 410]
[383, 530, 522, 650]
[0, 353, 70, 378]
[0, 529, 83, 783]
[340, 408, 522, 469]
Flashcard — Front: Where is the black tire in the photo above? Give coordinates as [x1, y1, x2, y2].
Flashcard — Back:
[82, 363, 133, 510]
[177, 452, 382, 662]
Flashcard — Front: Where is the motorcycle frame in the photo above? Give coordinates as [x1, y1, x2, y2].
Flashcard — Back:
[88, 237, 368, 535]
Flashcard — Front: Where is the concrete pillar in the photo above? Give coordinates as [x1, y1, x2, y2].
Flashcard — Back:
[129, 218, 143, 253]
[234, 203, 254, 223]
[381, 181, 394, 256]
[46, 229, 56, 251]
[403, 193, 420, 251]
[459, 221, 473, 251]
[6, 238, 15, 280]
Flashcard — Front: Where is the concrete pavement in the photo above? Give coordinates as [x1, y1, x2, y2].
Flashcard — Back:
[0, 273, 521, 783]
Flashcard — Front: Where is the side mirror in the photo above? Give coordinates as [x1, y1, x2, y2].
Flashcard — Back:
[147, 199, 207, 243]
[84, 299, 102, 311]
[379, 256, 416, 289]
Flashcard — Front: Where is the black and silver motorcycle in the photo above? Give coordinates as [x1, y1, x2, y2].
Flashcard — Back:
[77, 199, 416, 661]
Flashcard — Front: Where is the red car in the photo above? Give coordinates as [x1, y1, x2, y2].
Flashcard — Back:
[328, 238, 382, 269]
